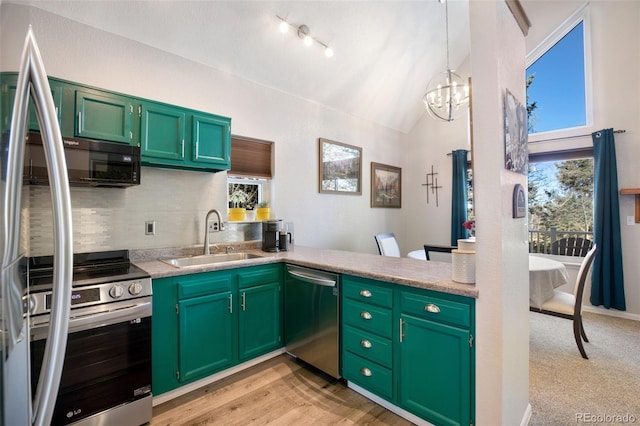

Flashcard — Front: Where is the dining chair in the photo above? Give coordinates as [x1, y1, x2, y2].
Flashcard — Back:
[531, 245, 597, 359]
[374, 233, 401, 257]
[423, 244, 456, 261]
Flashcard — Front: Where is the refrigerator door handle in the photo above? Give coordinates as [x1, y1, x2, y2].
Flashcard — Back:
[7, 27, 74, 426]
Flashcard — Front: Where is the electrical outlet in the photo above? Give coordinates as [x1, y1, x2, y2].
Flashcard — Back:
[145, 221, 156, 235]
[208, 221, 219, 232]
[627, 216, 635, 226]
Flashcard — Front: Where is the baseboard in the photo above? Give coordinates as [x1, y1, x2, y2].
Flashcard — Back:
[347, 382, 433, 426]
[521, 403, 532, 425]
[152, 348, 286, 406]
[582, 306, 640, 322]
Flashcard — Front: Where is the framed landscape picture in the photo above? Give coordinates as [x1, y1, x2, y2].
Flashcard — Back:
[371, 162, 401, 208]
[318, 138, 362, 195]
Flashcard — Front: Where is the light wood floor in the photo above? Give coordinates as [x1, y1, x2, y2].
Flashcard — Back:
[151, 354, 413, 425]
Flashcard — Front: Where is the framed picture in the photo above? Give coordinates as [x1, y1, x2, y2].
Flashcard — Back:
[513, 183, 526, 218]
[371, 162, 401, 208]
[318, 138, 362, 195]
[228, 179, 261, 209]
[504, 89, 528, 175]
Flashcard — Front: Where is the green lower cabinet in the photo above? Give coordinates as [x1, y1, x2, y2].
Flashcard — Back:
[238, 281, 281, 361]
[398, 314, 471, 426]
[178, 291, 234, 382]
[341, 275, 475, 426]
[152, 264, 283, 397]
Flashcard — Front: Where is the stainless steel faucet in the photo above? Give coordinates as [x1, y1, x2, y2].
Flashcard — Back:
[203, 209, 224, 255]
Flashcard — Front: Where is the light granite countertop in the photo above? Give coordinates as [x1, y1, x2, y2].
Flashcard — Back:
[132, 244, 478, 299]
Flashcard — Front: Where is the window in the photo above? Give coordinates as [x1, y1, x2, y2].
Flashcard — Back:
[227, 135, 274, 211]
[528, 152, 594, 254]
[526, 5, 591, 139]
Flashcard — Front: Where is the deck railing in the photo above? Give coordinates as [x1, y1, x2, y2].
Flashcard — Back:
[528, 226, 593, 256]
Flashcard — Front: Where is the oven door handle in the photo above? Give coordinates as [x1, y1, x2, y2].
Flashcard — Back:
[31, 301, 152, 341]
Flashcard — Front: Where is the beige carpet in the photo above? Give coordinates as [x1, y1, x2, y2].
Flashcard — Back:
[529, 311, 640, 425]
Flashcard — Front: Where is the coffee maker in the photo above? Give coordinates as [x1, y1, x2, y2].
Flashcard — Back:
[262, 220, 282, 252]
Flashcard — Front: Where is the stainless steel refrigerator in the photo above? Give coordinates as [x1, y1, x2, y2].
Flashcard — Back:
[1, 28, 73, 426]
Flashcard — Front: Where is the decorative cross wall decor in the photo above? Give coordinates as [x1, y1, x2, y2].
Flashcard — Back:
[422, 165, 442, 206]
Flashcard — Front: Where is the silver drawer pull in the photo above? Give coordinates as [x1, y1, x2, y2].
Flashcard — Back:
[360, 367, 372, 377]
[425, 303, 440, 313]
[360, 311, 372, 320]
[359, 289, 372, 298]
[360, 339, 372, 349]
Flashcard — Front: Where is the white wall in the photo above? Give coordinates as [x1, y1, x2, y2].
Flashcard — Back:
[1, 3, 405, 256]
[469, 1, 530, 425]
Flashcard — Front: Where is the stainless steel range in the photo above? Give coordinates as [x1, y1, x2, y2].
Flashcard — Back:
[26, 250, 152, 426]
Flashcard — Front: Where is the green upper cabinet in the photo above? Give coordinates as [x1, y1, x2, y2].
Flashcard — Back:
[1, 73, 64, 134]
[139, 101, 186, 161]
[75, 88, 134, 144]
[140, 108, 231, 172]
[191, 114, 231, 168]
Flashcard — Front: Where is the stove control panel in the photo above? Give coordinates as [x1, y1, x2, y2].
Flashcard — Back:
[27, 278, 152, 317]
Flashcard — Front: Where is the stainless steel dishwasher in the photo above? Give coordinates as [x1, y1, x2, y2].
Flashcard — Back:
[284, 265, 340, 379]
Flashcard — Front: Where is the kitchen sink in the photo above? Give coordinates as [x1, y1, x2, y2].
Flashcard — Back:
[161, 252, 264, 268]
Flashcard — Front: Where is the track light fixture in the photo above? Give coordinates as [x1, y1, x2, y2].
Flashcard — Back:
[277, 15, 334, 58]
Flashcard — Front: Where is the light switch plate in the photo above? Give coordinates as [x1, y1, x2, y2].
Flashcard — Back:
[627, 216, 635, 226]
[145, 221, 156, 235]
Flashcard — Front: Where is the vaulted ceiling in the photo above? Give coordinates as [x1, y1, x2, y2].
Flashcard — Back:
[14, 0, 578, 134]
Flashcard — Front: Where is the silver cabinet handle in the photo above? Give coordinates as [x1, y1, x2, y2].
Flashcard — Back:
[181, 139, 185, 158]
[360, 311, 372, 320]
[195, 140, 199, 159]
[228, 294, 233, 314]
[77, 111, 81, 134]
[400, 318, 404, 343]
[359, 289, 372, 298]
[241, 292, 246, 311]
[425, 303, 440, 313]
[360, 340, 372, 349]
[360, 367, 372, 377]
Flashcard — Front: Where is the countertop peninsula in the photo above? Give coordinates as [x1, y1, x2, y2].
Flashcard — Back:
[132, 245, 478, 298]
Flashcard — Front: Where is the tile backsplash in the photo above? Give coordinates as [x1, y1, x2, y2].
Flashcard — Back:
[27, 167, 232, 256]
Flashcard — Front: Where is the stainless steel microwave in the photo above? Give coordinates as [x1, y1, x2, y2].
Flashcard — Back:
[24, 132, 140, 187]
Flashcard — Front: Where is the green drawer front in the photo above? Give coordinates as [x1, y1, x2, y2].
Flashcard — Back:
[177, 273, 234, 300]
[343, 298, 392, 339]
[237, 265, 280, 289]
[342, 276, 393, 308]
[343, 325, 392, 368]
[343, 351, 393, 400]
[400, 291, 471, 329]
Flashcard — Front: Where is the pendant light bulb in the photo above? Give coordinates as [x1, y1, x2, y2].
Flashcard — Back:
[279, 20, 289, 33]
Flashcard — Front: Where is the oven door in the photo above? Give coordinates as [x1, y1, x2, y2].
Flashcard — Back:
[30, 298, 152, 426]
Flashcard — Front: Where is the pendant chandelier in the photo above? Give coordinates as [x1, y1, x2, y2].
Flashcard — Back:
[423, 0, 469, 122]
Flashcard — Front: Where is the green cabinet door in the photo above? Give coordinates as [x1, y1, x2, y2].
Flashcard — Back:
[398, 314, 471, 426]
[178, 291, 234, 383]
[238, 281, 281, 361]
[75, 88, 133, 144]
[1, 73, 63, 134]
[151, 276, 179, 395]
[191, 114, 230, 169]
[140, 101, 186, 160]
